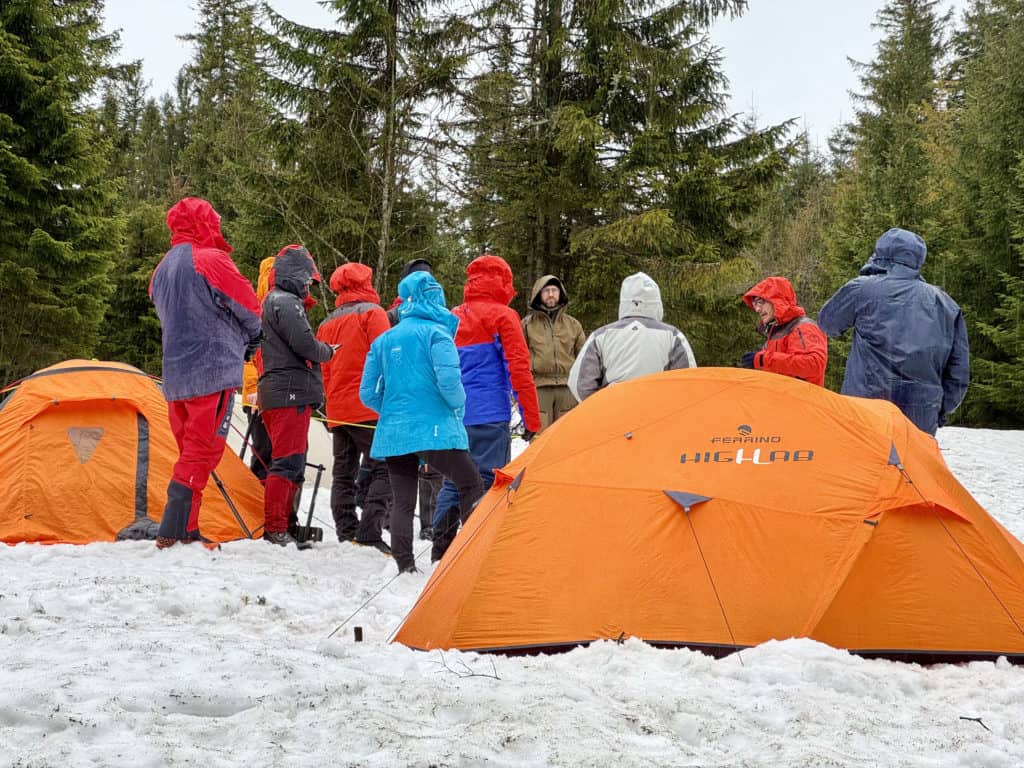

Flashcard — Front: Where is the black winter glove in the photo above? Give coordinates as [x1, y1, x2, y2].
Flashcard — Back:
[740, 351, 758, 369]
[244, 335, 262, 362]
[522, 429, 537, 443]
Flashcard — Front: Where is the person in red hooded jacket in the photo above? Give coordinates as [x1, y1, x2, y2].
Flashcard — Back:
[149, 197, 261, 548]
[430, 253, 542, 563]
[316, 262, 392, 552]
[740, 276, 827, 386]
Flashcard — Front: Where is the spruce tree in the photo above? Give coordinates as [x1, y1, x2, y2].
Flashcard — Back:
[458, 0, 792, 365]
[175, 0, 274, 273]
[822, 0, 959, 398]
[0, 0, 120, 383]
[948, 0, 1024, 425]
[94, 204, 166, 373]
[827, 0, 953, 278]
[245, 1, 467, 292]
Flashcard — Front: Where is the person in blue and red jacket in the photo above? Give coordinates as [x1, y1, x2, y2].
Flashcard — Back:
[149, 197, 262, 548]
[430, 253, 542, 563]
[740, 276, 827, 387]
[258, 245, 335, 548]
[316, 262, 392, 551]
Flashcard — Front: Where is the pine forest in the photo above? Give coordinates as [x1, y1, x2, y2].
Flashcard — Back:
[1, 0, 1022, 426]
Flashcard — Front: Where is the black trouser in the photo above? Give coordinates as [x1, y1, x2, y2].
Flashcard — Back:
[418, 465, 443, 531]
[385, 450, 483, 571]
[331, 423, 391, 542]
[245, 409, 273, 482]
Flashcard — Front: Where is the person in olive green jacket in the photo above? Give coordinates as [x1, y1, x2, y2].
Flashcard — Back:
[521, 275, 587, 431]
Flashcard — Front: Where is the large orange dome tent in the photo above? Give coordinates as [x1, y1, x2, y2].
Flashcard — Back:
[395, 368, 1024, 663]
[0, 360, 264, 544]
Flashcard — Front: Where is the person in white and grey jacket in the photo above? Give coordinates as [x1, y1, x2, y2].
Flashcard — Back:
[568, 272, 697, 401]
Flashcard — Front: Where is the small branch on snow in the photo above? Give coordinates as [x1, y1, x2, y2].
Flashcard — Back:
[959, 716, 991, 732]
[434, 651, 500, 680]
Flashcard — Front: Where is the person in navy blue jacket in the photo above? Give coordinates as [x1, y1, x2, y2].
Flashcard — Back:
[360, 271, 484, 574]
[818, 228, 970, 435]
[149, 197, 262, 548]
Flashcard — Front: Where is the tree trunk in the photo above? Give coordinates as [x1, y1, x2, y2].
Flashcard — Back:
[376, 0, 400, 292]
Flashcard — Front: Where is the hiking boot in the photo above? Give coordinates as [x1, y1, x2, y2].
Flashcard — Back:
[354, 539, 392, 556]
[398, 564, 420, 574]
[155, 536, 178, 549]
[263, 530, 313, 550]
[418, 526, 434, 541]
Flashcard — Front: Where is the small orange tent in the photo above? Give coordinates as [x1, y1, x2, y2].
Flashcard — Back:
[396, 368, 1024, 662]
[0, 360, 264, 544]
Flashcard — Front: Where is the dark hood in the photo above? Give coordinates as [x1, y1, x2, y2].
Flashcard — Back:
[273, 244, 320, 299]
[860, 228, 926, 276]
[529, 274, 569, 312]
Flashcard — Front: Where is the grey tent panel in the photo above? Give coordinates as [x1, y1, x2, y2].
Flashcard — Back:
[888, 443, 902, 467]
[663, 491, 713, 513]
[510, 469, 526, 491]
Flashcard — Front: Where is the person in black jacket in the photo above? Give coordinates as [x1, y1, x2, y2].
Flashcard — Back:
[257, 245, 335, 548]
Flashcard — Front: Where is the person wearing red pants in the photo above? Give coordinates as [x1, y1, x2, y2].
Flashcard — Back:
[149, 197, 262, 548]
[257, 245, 335, 547]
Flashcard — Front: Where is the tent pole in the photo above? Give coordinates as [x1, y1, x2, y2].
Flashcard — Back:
[210, 469, 254, 539]
[685, 512, 744, 666]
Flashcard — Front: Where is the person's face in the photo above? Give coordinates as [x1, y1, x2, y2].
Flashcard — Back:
[540, 285, 561, 308]
[752, 296, 775, 324]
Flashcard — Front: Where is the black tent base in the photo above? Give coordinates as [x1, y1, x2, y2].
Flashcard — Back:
[407, 638, 1024, 665]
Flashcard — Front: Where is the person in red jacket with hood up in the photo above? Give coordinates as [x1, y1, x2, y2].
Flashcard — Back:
[316, 262, 392, 551]
[740, 276, 827, 386]
[430, 253, 542, 563]
[149, 197, 261, 548]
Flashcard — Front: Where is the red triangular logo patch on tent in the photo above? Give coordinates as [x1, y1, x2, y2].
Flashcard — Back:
[67, 427, 104, 463]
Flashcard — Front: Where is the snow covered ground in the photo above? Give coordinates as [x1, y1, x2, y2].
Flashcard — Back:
[1, 427, 1023, 767]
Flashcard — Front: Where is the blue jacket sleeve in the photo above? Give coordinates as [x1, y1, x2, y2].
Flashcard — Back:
[429, 331, 466, 414]
[818, 279, 862, 338]
[360, 342, 384, 414]
[940, 310, 970, 421]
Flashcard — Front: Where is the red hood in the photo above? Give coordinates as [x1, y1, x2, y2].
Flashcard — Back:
[330, 262, 381, 307]
[743, 276, 805, 325]
[166, 197, 232, 253]
[463, 254, 516, 305]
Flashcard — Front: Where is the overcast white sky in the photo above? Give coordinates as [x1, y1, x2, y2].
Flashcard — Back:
[101, 0, 968, 150]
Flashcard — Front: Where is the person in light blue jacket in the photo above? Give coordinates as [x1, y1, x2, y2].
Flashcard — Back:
[360, 271, 484, 573]
[818, 228, 970, 435]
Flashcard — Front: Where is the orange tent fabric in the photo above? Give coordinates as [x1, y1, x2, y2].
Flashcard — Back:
[0, 360, 264, 544]
[395, 368, 1024, 662]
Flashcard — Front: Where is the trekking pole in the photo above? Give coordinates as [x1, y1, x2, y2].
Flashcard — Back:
[229, 420, 271, 477]
[210, 469, 254, 539]
[294, 462, 326, 543]
[238, 412, 256, 461]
